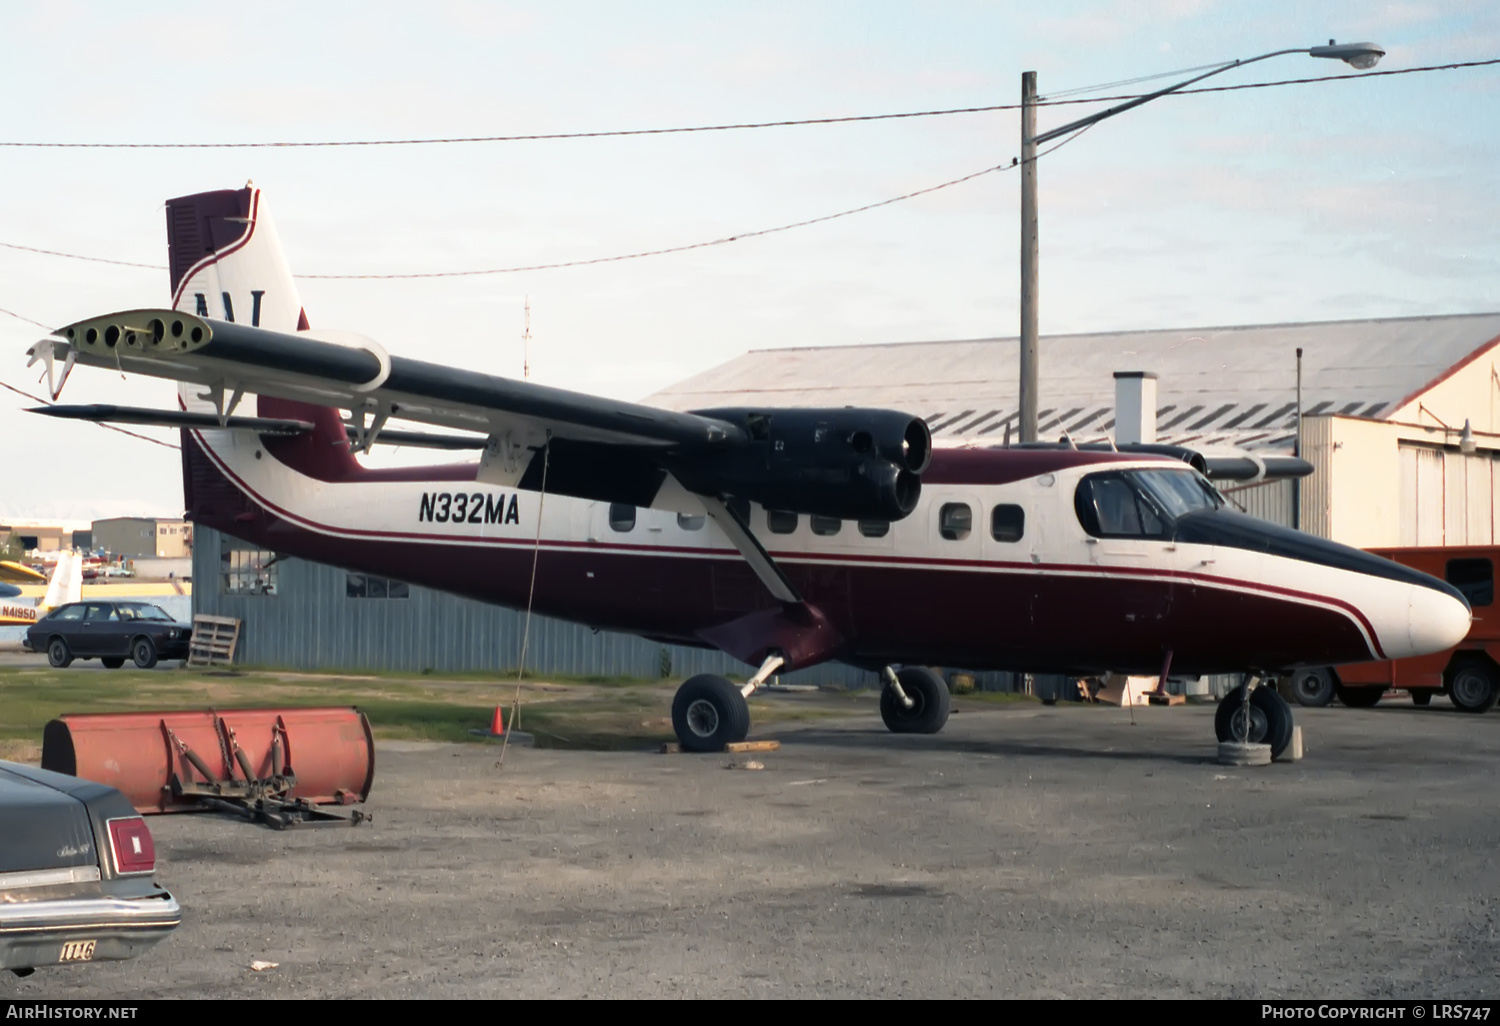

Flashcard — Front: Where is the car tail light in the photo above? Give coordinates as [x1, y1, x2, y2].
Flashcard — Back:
[107, 816, 156, 875]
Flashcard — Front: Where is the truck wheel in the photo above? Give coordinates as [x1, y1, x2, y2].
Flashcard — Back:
[1446, 661, 1498, 714]
[1336, 685, 1383, 708]
[1289, 667, 1336, 707]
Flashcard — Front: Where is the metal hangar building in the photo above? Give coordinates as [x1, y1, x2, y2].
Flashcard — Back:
[192, 312, 1500, 680]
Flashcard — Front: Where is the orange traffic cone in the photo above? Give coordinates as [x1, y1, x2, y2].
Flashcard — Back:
[469, 705, 506, 738]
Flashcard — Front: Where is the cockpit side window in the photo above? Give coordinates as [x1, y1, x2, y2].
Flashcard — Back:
[1074, 472, 1170, 539]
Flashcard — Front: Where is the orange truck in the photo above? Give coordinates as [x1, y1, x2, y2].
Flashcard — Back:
[1287, 545, 1498, 713]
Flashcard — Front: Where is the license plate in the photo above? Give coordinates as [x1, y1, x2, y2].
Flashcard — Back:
[59, 940, 96, 962]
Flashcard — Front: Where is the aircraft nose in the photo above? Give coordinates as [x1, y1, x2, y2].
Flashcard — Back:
[1404, 584, 1471, 659]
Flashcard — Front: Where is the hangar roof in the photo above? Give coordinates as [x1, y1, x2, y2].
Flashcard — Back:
[648, 313, 1500, 452]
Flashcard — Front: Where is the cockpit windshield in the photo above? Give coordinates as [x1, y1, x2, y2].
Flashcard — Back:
[1074, 468, 1222, 539]
[1131, 468, 1223, 518]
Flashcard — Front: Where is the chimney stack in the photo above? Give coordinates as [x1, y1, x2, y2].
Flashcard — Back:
[1113, 371, 1158, 445]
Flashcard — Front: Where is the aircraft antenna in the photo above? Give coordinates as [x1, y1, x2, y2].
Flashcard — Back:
[522, 296, 531, 382]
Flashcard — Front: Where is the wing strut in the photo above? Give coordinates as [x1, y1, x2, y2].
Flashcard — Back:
[700, 497, 801, 605]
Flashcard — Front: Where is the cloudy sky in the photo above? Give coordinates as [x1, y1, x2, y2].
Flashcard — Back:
[2, 1, 1497, 522]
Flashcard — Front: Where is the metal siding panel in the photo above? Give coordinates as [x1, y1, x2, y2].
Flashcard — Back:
[1445, 451, 1469, 545]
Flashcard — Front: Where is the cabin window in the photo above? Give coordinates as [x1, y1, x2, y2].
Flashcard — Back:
[767, 510, 799, 534]
[1074, 472, 1169, 539]
[858, 520, 890, 538]
[991, 504, 1025, 542]
[810, 516, 841, 537]
[347, 574, 411, 599]
[939, 503, 972, 541]
[677, 513, 706, 531]
[608, 503, 636, 532]
[1446, 558, 1493, 607]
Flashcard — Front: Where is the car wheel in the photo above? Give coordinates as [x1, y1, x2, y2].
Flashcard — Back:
[47, 637, 73, 668]
[131, 636, 158, 670]
[101, 657, 125, 669]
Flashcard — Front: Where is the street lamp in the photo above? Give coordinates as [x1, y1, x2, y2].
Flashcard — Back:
[1016, 41, 1385, 443]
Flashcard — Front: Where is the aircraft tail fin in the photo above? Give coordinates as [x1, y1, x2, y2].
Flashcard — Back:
[39, 554, 82, 614]
[166, 183, 306, 332]
[166, 185, 360, 484]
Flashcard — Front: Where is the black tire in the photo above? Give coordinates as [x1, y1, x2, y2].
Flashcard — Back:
[1410, 690, 1433, 707]
[46, 637, 72, 669]
[100, 657, 125, 669]
[1289, 667, 1336, 708]
[1337, 685, 1383, 708]
[131, 636, 158, 670]
[1446, 660, 1498, 714]
[1214, 685, 1294, 759]
[671, 674, 750, 752]
[879, 666, 952, 735]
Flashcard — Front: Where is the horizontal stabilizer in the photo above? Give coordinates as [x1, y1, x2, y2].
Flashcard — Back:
[29, 404, 313, 436]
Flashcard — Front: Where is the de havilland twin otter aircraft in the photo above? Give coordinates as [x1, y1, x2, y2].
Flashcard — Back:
[23, 186, 1471, 756]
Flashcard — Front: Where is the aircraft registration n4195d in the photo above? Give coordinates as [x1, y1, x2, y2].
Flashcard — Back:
[24, 186, 1471, 756]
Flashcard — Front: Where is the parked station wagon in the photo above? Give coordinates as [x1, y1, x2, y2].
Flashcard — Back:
[0, 759, 180, 976]
[23, 601, 192, 669]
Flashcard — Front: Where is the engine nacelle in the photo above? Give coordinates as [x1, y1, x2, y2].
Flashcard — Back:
[673, 407, 931, 521]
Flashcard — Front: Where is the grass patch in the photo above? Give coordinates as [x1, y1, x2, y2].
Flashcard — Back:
[0, 665, 860, 754]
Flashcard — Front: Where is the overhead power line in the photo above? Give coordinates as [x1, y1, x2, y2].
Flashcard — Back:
[0, 127, 1094, 282]
[0, 58, 1494, 150]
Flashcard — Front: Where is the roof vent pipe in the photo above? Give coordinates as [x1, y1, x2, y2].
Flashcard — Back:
[1113, 371, 1158, 445]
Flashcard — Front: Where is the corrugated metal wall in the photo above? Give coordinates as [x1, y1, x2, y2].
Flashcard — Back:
[192, 526, 878, 687]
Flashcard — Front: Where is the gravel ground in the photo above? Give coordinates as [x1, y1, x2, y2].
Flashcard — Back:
[5, 695, 1499, 999]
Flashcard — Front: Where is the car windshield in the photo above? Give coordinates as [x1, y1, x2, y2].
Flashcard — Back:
[1131, 468, 1223, 518]
[117, 603, 175, 622]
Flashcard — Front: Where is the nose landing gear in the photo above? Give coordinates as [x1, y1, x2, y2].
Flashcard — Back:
[1214, 676, 1294, 759]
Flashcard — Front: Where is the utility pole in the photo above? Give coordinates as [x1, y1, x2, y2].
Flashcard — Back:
[1019, 71, 1039, 443]
[522, 296, 531, 382]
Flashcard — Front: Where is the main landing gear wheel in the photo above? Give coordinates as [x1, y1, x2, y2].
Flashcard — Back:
[879, 666, 951, 735]
[671, 674, 750, 752]
[1446, 660, 1499, 714]
[47, 638, 72, 669]
[1215, 684, 1294, 760]
[1289, 667, 1336, 708]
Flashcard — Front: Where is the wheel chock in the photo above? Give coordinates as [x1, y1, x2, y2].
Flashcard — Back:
[1217, 741, 1271, 766]
[660, 739, 780, 755]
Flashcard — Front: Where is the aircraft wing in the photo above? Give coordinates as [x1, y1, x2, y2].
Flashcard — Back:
[27, 309, 931, 518]
[0, 560, 47, 585]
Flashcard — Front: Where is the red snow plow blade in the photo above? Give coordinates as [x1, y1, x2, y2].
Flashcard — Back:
[41, 708, 374, 828]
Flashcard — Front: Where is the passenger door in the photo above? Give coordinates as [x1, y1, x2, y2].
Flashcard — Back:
[79, 603, 124, 657]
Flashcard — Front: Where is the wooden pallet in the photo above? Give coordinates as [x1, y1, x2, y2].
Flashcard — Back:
[187, 614, 241, 668]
